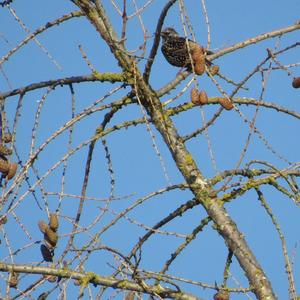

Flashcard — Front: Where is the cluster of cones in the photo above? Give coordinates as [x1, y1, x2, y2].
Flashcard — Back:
[38, 213, 59, 263]
[189, 45, 233, 110]
[190, 43, 219, 76]
[190, 88, 234, 110]
[0, 133, 17, 180]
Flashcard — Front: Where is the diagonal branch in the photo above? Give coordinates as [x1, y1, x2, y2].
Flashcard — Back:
[71, 1, 277, 298]
[0, 11, 83, 66]
[208, 23, 300, 61]
[143, 0, 178, 82]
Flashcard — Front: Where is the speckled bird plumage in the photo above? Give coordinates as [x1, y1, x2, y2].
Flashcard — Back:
[161, 27, 212, 70]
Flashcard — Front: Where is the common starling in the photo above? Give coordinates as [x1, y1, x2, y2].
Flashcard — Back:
[161, 27, 212, 70]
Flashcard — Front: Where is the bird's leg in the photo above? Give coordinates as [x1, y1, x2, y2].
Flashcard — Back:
[176, 67, 186, 76]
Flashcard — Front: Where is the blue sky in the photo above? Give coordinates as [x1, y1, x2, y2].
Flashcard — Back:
[0, 0, 299, 299]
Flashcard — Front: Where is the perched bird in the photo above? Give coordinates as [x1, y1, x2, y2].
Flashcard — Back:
[161, 27, 213, 71]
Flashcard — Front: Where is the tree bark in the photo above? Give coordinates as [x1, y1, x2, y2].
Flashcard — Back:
[72, 1, 276, 298]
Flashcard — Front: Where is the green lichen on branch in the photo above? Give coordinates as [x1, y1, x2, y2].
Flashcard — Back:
[219, 176, 278, 204]
[80, 272, 97, 287]
[92, 70, 133, 84]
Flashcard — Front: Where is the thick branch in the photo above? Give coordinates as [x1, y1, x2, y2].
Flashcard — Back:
[71, 2, 278, 298]
[208, 23, 300, 61]
[0, 263, 202, 300]
[169, 98, 300, 120]
[0, 73, 128, 100]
